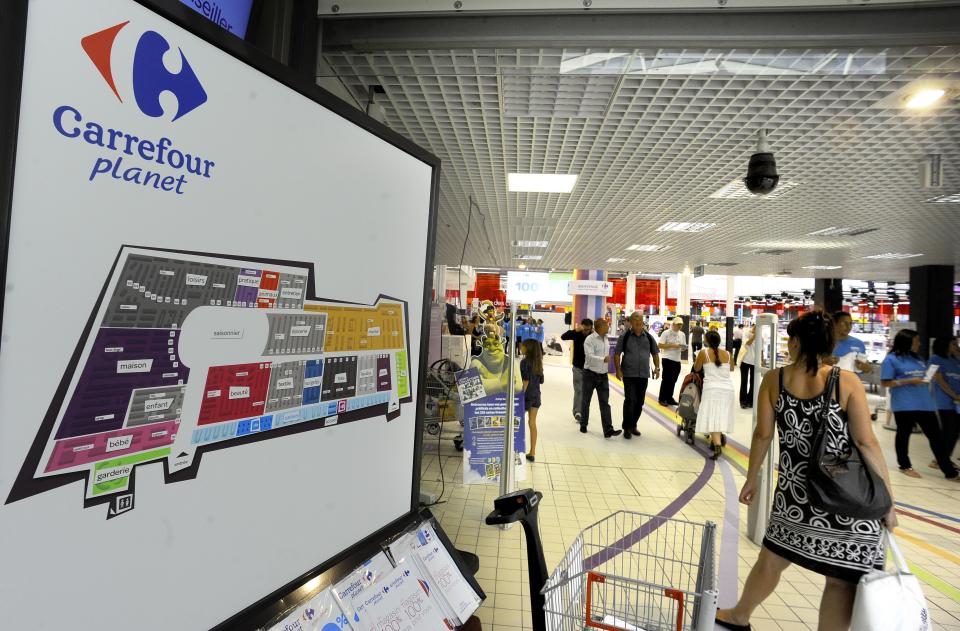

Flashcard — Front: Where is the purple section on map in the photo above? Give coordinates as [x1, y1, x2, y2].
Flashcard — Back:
[56, 328, 189, 439]
[377, 356, 392, 392]
[233, 269, 261, 307]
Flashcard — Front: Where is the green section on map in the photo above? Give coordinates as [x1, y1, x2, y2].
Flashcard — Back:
[396, 351, 409, 398]
[91, 448, 171, 496]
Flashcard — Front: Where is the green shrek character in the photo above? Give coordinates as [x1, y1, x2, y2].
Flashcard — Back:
[469, 305, 522, 396]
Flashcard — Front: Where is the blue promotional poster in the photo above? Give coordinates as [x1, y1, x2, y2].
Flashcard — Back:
[456, 367, 526, 485]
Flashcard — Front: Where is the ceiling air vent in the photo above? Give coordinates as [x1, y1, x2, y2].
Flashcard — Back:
[754, 249, 793, 256]
[707, 262, 738, 267]
[808, 227, 878, 237]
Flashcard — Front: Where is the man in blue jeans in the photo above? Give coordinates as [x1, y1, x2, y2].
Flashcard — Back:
[580, 318, 622, 438]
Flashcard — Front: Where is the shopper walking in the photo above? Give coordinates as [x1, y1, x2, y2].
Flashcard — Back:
[739, 324, 756, 408]
[825, 311, 872, 373]
[690, 320, 705, 356]
[694, 330, 736, 460]
[581, 319, 622, 438]
[716, 311, 897, 631]
[614, 312, 661, 439]
[520, 339, 544, 462]
[880, 329, 959, 480]
[731, 324, 744, 364]
[657, 317, 686, 406]
[930, 336, 960, 467]
[561, 319, 593, 422]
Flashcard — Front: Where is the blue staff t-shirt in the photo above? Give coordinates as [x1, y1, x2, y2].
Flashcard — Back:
[881, 353, 935, 412]
[833, 336, 867, 372]
[929, 355, 960, 410]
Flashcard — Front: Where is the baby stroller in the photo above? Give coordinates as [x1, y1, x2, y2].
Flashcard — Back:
[675, 372, 702, 445]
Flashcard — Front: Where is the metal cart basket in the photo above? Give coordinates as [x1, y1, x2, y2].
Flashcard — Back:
[542, 511, 717, 631]
[424, 358, 464, 450]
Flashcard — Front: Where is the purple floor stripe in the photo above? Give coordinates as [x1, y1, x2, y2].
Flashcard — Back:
[583, 382, 716, 571]
[718, 459, 741, 609]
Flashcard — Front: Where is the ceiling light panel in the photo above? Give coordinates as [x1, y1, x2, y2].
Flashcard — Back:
[515, 254, 543, 260]
[863, 253, 924, 260]
[710, 179, 800, 199]
[926, 192, 960, 203]
[324, 44, 960, 280]
[513, 240, 549, 247]
[807, 227, 878, 237]
[626, 244, 670, 252]
[508, 173, 578, 193]
[656, 222, 717, 233]
[802, 265, 843, 270]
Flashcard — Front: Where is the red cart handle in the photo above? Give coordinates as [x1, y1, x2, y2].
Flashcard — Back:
[584, 572, 685, 631]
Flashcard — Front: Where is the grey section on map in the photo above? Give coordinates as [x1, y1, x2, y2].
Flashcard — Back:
[274, 272, 308, 310]
[265, 361, 306, 413]
[356, 355, 378, 396]
[125, 385, 186, 427]
[263, 313, 326, 355]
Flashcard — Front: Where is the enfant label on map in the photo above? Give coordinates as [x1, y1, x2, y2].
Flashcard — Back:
[106, 435, 133, 453]
[95, 463, 132, 485]
[185, 274, 208, 286]
[117, 359, 153, 374]
[289, 325, 311, 337]
[144, 398, 173, 413]
[229, 386, 250, 399]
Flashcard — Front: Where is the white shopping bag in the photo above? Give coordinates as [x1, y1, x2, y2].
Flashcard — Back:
[850, 530, 933, 631]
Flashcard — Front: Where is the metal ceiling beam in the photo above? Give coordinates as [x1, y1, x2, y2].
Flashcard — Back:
[321, 5, 960, 51]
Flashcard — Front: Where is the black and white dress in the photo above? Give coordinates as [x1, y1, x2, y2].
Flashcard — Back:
[762, 368, 885, 582]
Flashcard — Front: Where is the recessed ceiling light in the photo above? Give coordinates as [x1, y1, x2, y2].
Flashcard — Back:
[802, 265, 843, 270]
[606, 258, 626, 263]
[512, 240, 549, 248]
[515, 254, 542, 260]
[656, 222, 716, 233]
[710, 180, 800, 200]
[905, 88, 945, 109]
[507, 173, 578, 193]
[925, 192, 960, 203]
[808, 227, 878, 237]
[626, 244, 670, 252]
[518, 264, 527, 269]
[863, 253, 924, 260]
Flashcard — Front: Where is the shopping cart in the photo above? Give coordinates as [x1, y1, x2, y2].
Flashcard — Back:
[542, 511, 718, 631]
[424, 358, 464, 450]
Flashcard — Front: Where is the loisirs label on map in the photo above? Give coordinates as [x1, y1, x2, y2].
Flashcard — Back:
[8, 248, 414, 519]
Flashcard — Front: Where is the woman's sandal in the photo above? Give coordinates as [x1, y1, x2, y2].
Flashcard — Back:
[715, 616, 751, 631]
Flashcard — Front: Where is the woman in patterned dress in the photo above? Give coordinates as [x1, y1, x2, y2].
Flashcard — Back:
[716, 311, 897, 631]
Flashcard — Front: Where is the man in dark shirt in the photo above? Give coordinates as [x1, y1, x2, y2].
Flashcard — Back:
[614, 312, 661, 439]
[690, 320, 705, 356]
[561, 318, 593, 422]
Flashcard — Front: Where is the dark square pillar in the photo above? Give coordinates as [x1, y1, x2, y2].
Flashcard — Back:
[814, 278, 844, 314]
[909, 265, 954, 359]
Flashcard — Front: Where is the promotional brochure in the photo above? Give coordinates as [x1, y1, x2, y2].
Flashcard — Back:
[350, 562, 453, 631]
[266, 587, 353, 631]
[457, 368, 526, 485]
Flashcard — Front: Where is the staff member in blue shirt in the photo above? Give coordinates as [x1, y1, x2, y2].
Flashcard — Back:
[880, 329, 959, 480]
[930, 336, 960, 468]
[825, 312, 872, 373]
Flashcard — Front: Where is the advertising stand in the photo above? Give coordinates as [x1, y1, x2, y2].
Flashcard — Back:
[0, 1, 465, 628]
[747, 313, 778, 544]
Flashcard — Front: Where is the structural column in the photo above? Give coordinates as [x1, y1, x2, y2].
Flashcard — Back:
[659, 275, 668, 315]
[572, 269, 607, 322]
[909, 265, 954, 359]
[676, 271, 692, 316]
[726, 275, 736, 317]
[626, 273, 637, 314]
[814, 278, 844, 314]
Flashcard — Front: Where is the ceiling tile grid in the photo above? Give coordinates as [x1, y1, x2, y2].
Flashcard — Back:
[323, 46, 960, 280]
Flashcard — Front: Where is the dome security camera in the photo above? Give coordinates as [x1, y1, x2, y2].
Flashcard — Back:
[744, 129, 780, 195]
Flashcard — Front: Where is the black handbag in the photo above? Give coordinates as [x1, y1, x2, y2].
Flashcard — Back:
[807, 367, 892, 520]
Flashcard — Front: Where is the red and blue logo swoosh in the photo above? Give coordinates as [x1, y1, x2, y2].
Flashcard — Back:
[81, 21, 207, 121]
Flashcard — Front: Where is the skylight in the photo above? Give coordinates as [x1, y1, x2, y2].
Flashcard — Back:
[513, 240, 549, 248]
[710, 180, 800, 200]
[626, 244, 670, 252]
[802, 265, 843, 270]
[656, 222, 716, 233]
[508, 173, 578, 193]
[515, 254, 543, 260]
[606, 258, 626, 263]
[925, 192, 960, 203]
[863, 253, 924, 260]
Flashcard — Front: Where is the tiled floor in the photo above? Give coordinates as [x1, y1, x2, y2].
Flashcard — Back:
[420, 355, 960, 630]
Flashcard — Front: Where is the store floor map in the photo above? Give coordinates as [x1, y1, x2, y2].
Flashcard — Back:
[6, 247, 413, 518]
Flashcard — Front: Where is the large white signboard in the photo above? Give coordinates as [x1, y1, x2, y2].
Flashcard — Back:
[0, 1, 435, 629]
[505, 270, 574, 303]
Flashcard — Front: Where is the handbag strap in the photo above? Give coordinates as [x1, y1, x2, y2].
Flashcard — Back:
[814, 367, 840, 440]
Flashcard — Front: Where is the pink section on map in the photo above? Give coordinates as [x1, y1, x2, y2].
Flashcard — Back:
[45, 420, 179, 473]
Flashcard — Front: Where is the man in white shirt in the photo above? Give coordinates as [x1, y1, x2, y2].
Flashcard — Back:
[580, 318, 622, 438]
[658, 317, 687, 406]
[731, 324, 744, 364]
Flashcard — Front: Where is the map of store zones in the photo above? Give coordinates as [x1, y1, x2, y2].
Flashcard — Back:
[9, 248, 411, 517]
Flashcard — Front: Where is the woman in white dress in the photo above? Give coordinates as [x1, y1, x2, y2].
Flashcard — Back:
[694, 329, 736, 459]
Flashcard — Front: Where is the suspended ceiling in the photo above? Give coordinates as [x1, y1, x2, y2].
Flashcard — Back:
[320, 5, 960, 281]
